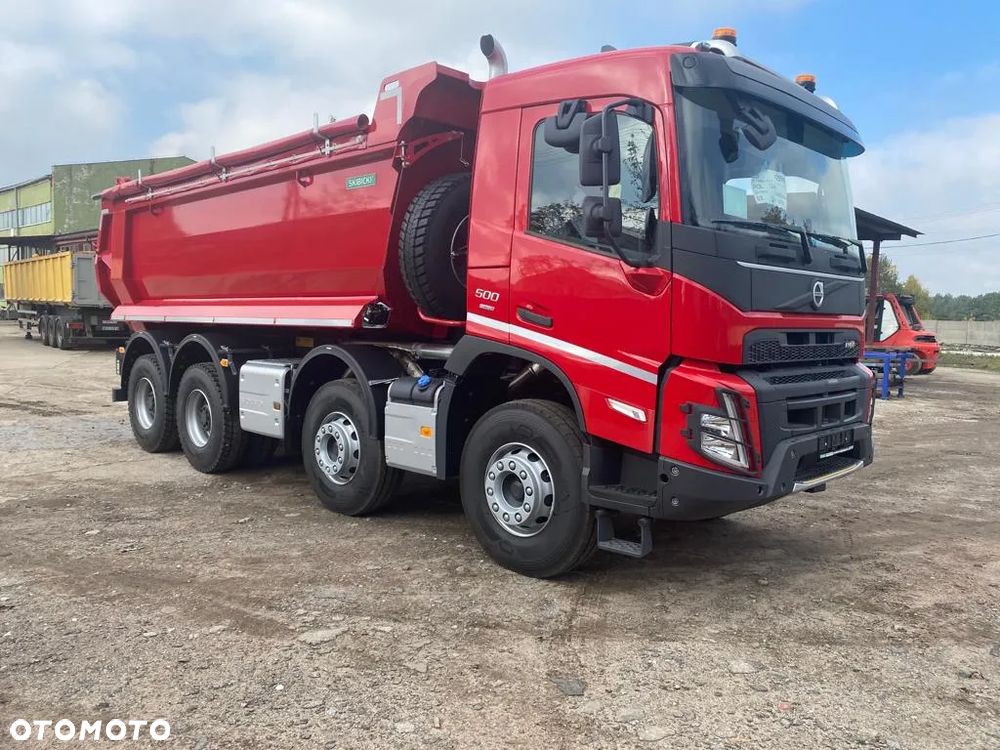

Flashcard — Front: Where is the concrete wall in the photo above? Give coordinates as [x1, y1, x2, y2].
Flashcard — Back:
[52, 157, 193, 235]
[924, 320, 1000, 347]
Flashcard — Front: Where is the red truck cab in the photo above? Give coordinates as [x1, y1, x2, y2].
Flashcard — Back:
[102, 31, 875, 576]
[869, 293, 940, 373]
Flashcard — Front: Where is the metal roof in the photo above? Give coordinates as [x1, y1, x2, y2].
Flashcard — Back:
[855, 208, 921, 243]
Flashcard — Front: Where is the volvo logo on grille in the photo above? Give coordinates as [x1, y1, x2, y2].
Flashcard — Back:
[811, 280, 825, 308]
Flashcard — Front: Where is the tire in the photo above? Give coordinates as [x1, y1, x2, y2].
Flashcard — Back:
[460, 399, 596, 578]
[39, 316, 50, 346]
[176, 363, 246, 473]
[54, 317, 67, 350]
[301, 379, 402, 515]
[919, 366, 936, 375]
[398, 172, 471, 320]
[127, 353, 180, 453]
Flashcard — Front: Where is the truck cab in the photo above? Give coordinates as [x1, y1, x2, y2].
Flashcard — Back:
[461, 37, 872, 521]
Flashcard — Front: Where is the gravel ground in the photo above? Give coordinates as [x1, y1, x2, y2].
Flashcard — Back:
[1, 321, 998, 749]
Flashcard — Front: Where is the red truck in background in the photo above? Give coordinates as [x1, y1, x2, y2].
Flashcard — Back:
[868, 293, 940, 374]
[98, 30, 875, 577]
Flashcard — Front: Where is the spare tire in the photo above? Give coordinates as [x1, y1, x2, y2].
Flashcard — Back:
[399, 172, 470, 320]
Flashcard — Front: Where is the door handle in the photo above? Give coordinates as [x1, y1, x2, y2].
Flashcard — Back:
[517, 306, 553, 329]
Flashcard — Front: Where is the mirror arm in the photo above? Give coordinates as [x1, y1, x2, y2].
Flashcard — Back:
[597, 99, 651, 267]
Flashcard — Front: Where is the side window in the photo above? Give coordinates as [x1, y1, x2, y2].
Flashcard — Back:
[878, 300, 900, 341]
[528, 111, 658, 254]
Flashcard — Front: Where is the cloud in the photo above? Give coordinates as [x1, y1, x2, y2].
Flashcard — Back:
[851, 112, 1000, 295]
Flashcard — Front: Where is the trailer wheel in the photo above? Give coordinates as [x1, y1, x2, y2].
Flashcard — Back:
[177, 363, 246, 473]
[54, 318, 68, 350]
[399, 172, 471, 320]
[460, 399, 597, 578]
[39, 316, 50, 346]
[302, 379, 402, 515]
[127, 353, 180, 453]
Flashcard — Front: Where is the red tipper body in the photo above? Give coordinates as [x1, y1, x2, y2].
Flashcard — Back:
[102, 40, 875, 548]
[99, 63, 481, 337]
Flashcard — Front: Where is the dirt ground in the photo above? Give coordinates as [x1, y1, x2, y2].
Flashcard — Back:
[1, 321, 998, 750]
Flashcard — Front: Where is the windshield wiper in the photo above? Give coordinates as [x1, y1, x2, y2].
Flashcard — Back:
[711, 219, 811, 263]
[804, 232, 867, 274]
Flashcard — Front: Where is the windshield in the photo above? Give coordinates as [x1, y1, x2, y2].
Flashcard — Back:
[675, 87, 858, 245]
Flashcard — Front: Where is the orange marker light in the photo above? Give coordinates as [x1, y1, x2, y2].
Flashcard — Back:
[712, 27, 737, 45]
[419, 426, 433, 438]
[219, 358, 229, 368]
[795, 73, 817, 92]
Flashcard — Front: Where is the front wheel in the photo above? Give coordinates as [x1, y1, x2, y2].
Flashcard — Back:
[460, 399, 596, 578]
[301, 379, 402, 515]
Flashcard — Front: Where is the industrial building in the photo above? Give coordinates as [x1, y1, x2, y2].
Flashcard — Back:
[0, 158, 192, 297]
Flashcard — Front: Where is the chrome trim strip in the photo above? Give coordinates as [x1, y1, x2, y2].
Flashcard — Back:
[467, 313, 658, 385]
[736, 261, 864, 282]
[792, 459, 865, 493]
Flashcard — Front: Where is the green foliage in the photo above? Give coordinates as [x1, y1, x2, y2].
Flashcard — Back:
[927, 292, 1000, 321]
[866, 252, 902, 295]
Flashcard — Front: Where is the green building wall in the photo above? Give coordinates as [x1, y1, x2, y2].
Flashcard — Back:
[52, 157, 193, 235]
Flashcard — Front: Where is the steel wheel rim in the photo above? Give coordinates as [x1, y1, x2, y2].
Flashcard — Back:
[184, 388, 213, 448]
[314, 411, 361, 485]
[135, 377, 157, 430]
[484, 442, 555, 538]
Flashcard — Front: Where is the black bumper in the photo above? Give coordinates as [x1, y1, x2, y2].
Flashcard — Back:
[586, 422, 873, 521]
[654, 422, 873, 520]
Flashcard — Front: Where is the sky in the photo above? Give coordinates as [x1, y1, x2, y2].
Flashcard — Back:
[2, 0, 998, 295]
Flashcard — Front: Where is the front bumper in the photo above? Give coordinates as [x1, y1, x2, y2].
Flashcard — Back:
[650, 421, 872, 520]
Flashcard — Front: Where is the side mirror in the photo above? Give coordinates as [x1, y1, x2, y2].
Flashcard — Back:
[582, 196, 622, 238]
[543, 99, 589, 153]
[737, 103, 777, 151]
[579, 113, 620, 187]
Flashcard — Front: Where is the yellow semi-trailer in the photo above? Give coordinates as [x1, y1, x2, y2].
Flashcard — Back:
[3, 250, 127, 348]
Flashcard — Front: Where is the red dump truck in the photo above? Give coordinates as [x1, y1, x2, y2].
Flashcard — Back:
[99, 31, 875, 576]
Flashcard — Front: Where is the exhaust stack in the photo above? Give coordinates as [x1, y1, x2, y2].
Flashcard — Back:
[480, 34, 508, 79]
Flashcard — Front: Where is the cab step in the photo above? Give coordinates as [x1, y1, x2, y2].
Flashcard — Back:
[595, 509, 653, 559]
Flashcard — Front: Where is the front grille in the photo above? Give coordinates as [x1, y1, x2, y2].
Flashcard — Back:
[765, 369, 846, 385]
[744, 329, 861, 366]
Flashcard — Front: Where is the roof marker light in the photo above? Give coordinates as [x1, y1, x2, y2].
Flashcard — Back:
[712, 27, 737, 45]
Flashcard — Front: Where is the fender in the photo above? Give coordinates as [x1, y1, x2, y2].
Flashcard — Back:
[169, 332, 246, 409]
[114, 329, 174, 402]
[446, 336, 587, 431]
[289, 344, 406, 437]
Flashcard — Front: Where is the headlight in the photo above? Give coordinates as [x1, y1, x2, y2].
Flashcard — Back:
[698, 392, 750, 470]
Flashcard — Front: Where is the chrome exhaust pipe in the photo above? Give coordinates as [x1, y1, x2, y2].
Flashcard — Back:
[480, 34, 508, 79]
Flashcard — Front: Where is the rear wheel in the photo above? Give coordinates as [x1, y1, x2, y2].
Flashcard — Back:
[177, 363, 246, 473]
[39, 316, 50, 346]
[54, 317, 67, 349]
[302, 379, 402, 515]
[127, 353, 179, 452]
[460, 399, 596, 578]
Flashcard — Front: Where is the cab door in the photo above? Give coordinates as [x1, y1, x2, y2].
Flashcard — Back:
[505, 102, 672, 453]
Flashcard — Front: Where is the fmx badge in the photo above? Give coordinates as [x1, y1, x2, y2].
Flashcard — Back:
[346, 173, 377, 190]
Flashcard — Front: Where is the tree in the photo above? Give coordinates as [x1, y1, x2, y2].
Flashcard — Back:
[901, 274, 933, 314]
[867, 252, 902, 295]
